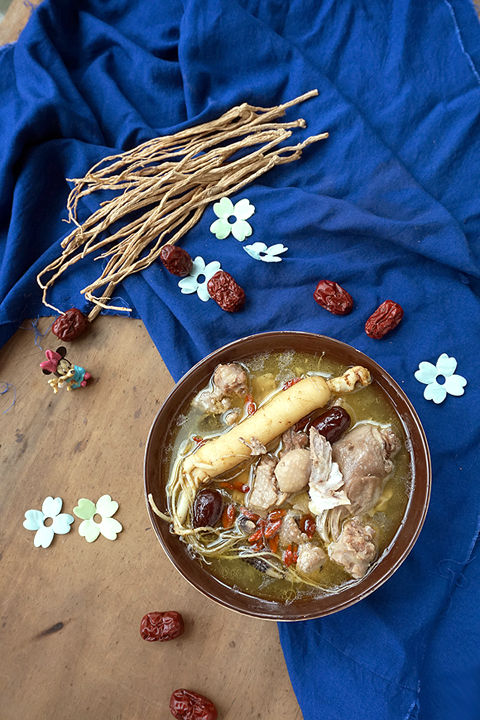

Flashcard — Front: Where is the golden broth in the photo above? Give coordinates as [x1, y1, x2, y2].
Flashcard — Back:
[165, 350, 411, 603]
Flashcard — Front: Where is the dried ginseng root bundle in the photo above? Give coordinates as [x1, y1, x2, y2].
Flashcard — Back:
[37, 90, 328, 322]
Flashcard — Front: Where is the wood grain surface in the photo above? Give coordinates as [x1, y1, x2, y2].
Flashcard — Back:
[0, 317, 303, 720]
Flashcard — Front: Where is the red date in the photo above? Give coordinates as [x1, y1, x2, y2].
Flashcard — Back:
[170, 689, 217, 720]
[140, 611, 184, 642]
[207, 270, 245, 312]
[160, 245, 193, 277]
[192, 489, 223, 528]
[311, 406, 351, 443]
[314, 280, 353, 315]
[365, 300, 404, 339]
[52, 308, 88, 341]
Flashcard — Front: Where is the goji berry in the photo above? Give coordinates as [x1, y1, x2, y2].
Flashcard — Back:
[268, 535, 279, 553]
[218, 478, 249, 492]
[282, 377, 302, 390]
[245, 393, 256, 415]
[264, 519, 282, 539]
[247, 525, 264, 544]
[267, 509, 286, 522]
[239, 508, 260, 523]
[222, 504, 236, 529]
[299, 515, 316, 539]
[283, 543, 298, 567]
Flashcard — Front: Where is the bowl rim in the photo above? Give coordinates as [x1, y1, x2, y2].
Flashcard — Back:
[144, 331, 432, 621]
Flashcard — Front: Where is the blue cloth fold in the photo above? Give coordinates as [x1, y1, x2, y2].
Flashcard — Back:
[1, 1, 479, 717]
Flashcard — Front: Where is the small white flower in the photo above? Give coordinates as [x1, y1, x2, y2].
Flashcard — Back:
[23, 496, 74, 548]
[210, 196, 255, 242]
[414, 353, 467, 404]
[73, 494, 122, 543]
[243, 242, 288, 263]
[178, 256, 221, 302]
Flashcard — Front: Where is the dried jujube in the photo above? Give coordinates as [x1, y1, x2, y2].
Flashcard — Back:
[140, 611, 184, 642]
[169, 689, 218, 720]
[311, 406, 351, 444]
[51, 308, 88, 341]
[160, 245, 193, 277]
[365, 300, 404, 339]
[207, 270, 245, 312]
[314, 280, 353, 315]
[192, 489, 223, 528]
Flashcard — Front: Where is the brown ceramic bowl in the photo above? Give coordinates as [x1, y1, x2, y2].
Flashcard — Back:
[144, 332, 431, 621]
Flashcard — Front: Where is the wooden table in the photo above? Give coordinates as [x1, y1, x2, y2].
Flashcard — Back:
[0, 318, 303, 720]
[0, 5, 303, 718]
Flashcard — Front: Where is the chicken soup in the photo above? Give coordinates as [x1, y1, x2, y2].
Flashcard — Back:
[150, 351, 411, 602]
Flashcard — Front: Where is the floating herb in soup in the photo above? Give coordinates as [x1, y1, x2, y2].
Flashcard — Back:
[150, 351, 411, 602]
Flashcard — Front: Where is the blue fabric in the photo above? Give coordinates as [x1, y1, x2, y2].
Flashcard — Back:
[1, 1, 480, 717]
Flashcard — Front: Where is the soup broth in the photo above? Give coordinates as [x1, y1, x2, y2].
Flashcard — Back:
[162, 350, 411, 603]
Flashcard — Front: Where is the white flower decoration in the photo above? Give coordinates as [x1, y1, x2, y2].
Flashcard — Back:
[177, 256, 221, 302]
[414, 353, 467, 404]
[73, 494, 122, 543]
[243, 242, 288, 263]
[23, 496, 74, 548]
[210, 196, 255, 241]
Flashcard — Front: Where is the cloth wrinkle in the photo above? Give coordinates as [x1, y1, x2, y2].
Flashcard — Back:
[443, 0, 480, 85]
[319, 632, 418, 693]
[240, 3, 476, 275]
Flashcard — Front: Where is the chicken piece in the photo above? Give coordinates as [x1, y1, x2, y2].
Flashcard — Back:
[308, 428, 350, 515]
[240, 436, 267, 456]
[328, 517, 376, 579]
[213, 363, 248, 396]
[247, 455, 286, 511]
[296, 543, 327, 574]
[279, 511, 306, 547]
[332, 423, 400, 514]
[192, 363, 247, 416]
[192, 389, 232, 415]
[275, 449, 311, 493]
[279, 427, 308, 457]
[327, 366, 371, 394]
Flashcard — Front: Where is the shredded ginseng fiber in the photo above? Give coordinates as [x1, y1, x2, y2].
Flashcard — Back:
[36, 91, 327, 322]
[149, 351, 411, 602]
